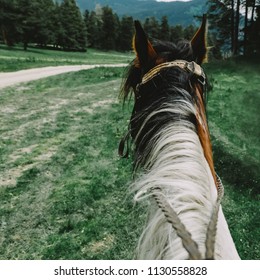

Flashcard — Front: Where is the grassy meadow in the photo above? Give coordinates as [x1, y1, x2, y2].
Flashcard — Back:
[0, 47, 259, 260]
[0, 44, 132, 72]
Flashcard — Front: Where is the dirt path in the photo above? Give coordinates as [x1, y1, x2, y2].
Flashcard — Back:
[0, 64, 127, 89]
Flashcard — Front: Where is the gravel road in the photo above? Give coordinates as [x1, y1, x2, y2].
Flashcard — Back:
[0, 64, 127, 89]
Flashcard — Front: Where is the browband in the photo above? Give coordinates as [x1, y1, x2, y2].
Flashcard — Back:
[141, 60, 206, 86]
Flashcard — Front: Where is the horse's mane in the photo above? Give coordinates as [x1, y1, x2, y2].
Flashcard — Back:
[121, 37, 210, 173]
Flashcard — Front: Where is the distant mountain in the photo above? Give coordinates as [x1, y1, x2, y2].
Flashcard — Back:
[75, 0, 207, 26]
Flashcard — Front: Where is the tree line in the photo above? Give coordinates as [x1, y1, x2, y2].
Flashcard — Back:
[207, 0, 260, 56]
[0, 0, 87, 51]
[0, 0, 197, 52]
[1, 0, 259, 56]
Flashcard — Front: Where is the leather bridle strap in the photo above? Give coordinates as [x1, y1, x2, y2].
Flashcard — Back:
[141, 60, 206, 86]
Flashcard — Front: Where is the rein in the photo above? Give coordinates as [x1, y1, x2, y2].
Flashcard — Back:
[151, 173, 224, 260]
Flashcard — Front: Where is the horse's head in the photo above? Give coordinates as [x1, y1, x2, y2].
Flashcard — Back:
[121, 15, 216, 184]
[122, 15, 207, 100]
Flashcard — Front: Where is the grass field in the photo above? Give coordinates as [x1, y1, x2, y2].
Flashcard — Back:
[0, 48, 259, 259]
[0, 44, 132, 72]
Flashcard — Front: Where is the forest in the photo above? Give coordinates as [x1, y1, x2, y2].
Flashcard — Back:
[0, 0, 259, 57]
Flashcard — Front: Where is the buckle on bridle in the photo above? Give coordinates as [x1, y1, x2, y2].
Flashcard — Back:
[186, 61, 206, 86]
[197, 75, 206, 87]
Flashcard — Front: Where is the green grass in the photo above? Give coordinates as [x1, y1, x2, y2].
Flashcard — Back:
[205, 60, 260, 260]
[0, 67, 145, 259]
[0, 58, 259, 260]
[0, 44, 133, 72]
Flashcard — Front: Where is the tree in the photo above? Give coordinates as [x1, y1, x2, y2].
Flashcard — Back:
[1, 0, 56, 49]
[0, 0, 19, 46]
[83, 9, 89, 46]
[207, 0, 260, 56]
[16, 0, 41, 50]
[34, 0, 57, 47]
[234, 0, 241, 55]
[100, 6, 117, 50]
[117, 16, 134, 51]
[242, 0, 260, 55]
[59, 0, 86, 51]
[113, 12, 121, 50]
[160, 16, 170, 41]
[247, 5, 260, 54]
[207, 0, 235, 55]
[51, 1, 65, 48]
[86, 10, 102, 48]
[243, 0, 249, 55]
[143, 17, 160, 39]
[170, 25, 183, 42]
[183, 25, 196, 40]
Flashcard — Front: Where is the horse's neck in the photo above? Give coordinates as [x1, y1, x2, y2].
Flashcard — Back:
[133, 116, 240, 259]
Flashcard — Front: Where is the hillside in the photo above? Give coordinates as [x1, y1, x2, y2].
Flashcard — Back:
[76, 0, 207, 26]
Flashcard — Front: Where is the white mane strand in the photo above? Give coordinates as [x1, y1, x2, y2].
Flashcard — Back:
[131, 97, 240, 259]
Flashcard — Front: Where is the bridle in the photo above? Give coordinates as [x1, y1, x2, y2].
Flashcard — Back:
[119, 60, 207, 159]
[135, 60, 206, 96]
[142, 60, 205, 85]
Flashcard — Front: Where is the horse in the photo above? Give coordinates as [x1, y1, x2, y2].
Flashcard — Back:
[119, 16, 240, 260]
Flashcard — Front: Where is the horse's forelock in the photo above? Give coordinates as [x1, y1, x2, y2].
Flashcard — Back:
[121, 39, 195, 102]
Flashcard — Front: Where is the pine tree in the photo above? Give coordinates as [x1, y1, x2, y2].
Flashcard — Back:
[206, 0, 258, 56]
[34, 0, 56, 47]
[17, 0, 43, 50]
[234, 0, 241, 55]
[86, 10, 102, 48]
[243, 0, 249, 55]
[0, 0, 19, 46]
[118, 16, 134, 51]
[59, 0, 86, 51]
[100, 6, 117, 50]
[83, 9, 90, 46]
[160, 16, 170, 41]
[52, 1, 65, 48]
[144, 17, 160, 39]
[113, 12, 120, 50]
[207, 0, 234, 55]
[247, 5, 260, 54]
[170, 25, 183, 43]
[183, 25, 196, 40]
[242, 0, 259, 55]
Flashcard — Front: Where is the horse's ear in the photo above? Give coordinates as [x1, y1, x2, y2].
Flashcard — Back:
[191, 15, 208, 64]
[133, 20, 157, 68]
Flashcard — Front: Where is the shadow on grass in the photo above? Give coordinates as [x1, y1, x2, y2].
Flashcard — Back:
[212, 139, 260, 197]
[0, 43, 76, 55]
